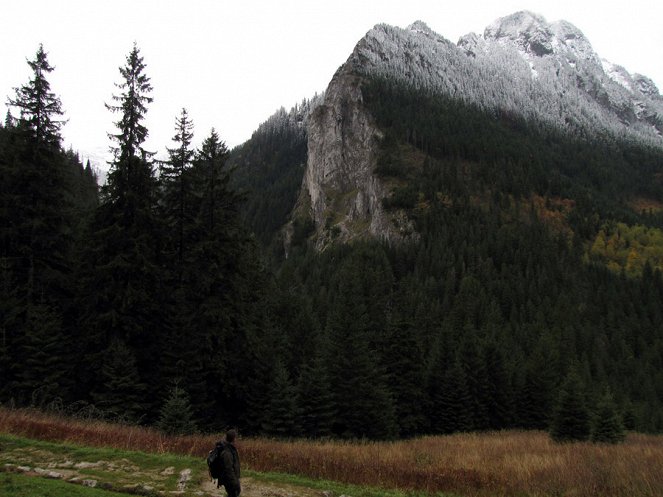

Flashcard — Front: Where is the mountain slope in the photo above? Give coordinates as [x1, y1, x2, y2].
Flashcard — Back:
[289, 11, 663, 250]
[222, 13, 663, 437]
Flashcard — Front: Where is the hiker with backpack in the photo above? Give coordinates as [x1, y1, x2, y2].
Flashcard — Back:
[207, 429, 241, 496]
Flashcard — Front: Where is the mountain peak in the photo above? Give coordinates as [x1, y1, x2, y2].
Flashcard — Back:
[484, 11, 598, 62]
[408, 20, 435, 35]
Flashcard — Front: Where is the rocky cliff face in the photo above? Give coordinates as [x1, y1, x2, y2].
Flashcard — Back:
[290, 11, 663, 250]
[292, 65, 413, 249]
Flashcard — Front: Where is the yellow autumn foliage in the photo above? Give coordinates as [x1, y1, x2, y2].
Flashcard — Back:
[588, 222, 663, 276]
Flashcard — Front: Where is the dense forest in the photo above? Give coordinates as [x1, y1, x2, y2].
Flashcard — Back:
[2, 45, 663, 440]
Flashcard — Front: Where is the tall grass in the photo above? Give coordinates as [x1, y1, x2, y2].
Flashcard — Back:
[2, 407, 662, 497]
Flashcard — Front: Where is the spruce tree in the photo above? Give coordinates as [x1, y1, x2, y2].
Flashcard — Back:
[7, 44, 65, 150]
[92, 338, 146, 422]
[2, 45, 74, 407]
[591, 388, 626, 444]
[76, 44, 162, 416]
[549, 369, 591, 443]
[297, 344, 335, 438]
[159, 108, 195, 275]
[156, 384, 197, 436]
[261, 359, 300, 437]
[325, 260, 397, 439]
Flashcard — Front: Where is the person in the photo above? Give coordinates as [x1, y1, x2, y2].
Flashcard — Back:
[220, 429, 241, 497]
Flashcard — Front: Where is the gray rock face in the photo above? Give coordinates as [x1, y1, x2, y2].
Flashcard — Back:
[296, 66, 412, 248]
[292, 11, 663, 249]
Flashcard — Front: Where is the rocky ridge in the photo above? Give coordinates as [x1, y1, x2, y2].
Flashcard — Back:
[293, 11, 663, 248]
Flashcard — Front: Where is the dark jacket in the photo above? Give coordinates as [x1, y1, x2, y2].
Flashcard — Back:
[220, 441, 240, 492]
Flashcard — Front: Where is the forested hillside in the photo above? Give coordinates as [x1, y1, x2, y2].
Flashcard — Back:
[2, 31, 663, 441]
[229, 97, 320, 248]
[230, 75, 663, 438]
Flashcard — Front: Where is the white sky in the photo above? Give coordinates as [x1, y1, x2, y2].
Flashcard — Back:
[2, 0, 662, 176]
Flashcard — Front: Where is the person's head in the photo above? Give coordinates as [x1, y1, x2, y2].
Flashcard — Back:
[225, 429, 237, 444]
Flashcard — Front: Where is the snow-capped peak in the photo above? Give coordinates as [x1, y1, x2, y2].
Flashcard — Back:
[341, 12, 663, 146]
[408, 20, 434, 35]
[483, 10, 601, 65]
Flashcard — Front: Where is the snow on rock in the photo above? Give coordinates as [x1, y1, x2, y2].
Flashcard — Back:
[344, 12, 663, 146]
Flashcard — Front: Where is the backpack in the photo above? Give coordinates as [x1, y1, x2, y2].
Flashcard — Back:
[207, 442, 225, 483]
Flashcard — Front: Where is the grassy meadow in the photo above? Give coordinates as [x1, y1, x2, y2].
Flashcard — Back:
[1, 407, 662, 497]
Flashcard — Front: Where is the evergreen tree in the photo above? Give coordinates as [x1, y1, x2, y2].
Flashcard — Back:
[549, 369, 591, 443]
[159, 108, 195, 275]
[16, 303, 69, 407]
[436, 357, 473, 433]
[325, 258, 397, 439]
[1, 45, 74, 407]
[297, 342, 335, 438]
[591, 388, 626, 444]
[483, 341, 514, 429]
[384, 318, 427, 436]
[76, 44, 162, 416]
[7, 44, 65, 150]
[261, 359, 300, 437]
[92, 338, 146, 422]
[156, 384, 197, 435]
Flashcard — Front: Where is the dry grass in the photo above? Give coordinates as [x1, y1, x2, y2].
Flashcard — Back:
[2, 407, 662, 497]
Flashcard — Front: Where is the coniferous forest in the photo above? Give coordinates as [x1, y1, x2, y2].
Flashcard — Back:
[2, 44, 663, 441]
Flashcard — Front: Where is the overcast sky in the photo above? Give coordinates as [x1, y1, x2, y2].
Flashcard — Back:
[2, 0, 662, 176]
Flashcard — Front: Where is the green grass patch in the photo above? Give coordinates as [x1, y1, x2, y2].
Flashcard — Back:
[0, 471, 129, 497]
[0, 434, 206, 496]
[246, 470, 460, 497]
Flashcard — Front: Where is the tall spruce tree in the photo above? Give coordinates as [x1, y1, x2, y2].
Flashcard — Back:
[7, 44, 65, 150]
[184, 128, 263, 428]
[160, 108, 195, 275]
[76, 44, 162, 419]
[2, 45, 74, 407]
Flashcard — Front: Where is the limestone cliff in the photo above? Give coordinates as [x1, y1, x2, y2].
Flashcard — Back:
[291, 63, 413, 250]
[287, 12, 662, 251]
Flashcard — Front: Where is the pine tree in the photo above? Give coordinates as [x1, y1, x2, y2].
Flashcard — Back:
[591, 388, 625, 444]
[156, 384, 197, 435]
[549, 369, 591, 443]
[483, 341, 514, 429]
